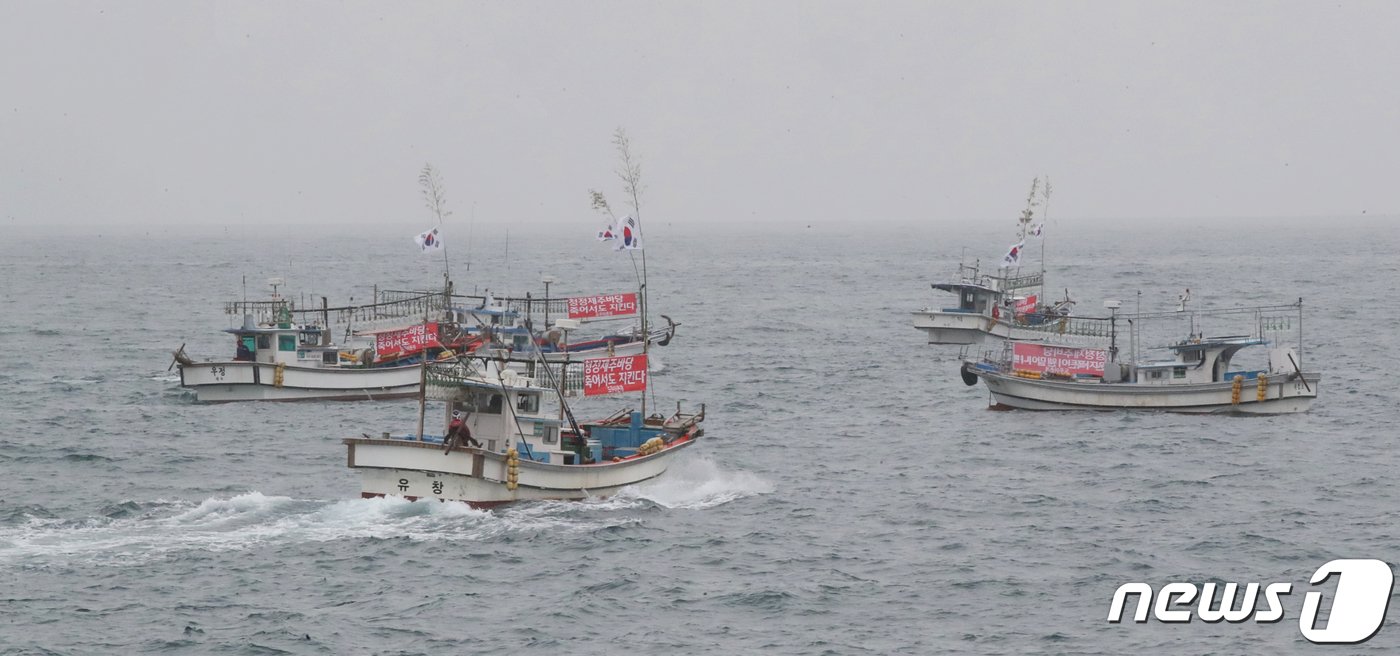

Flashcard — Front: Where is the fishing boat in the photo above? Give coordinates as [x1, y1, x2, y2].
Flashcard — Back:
[174, 285, 472, 402]
[911, 262, 1083, 345]
[913, 178, 1084, 345]
[344, 265, 698, 506]
[959, 301, 1320, 413]
[445, 291, 678, 364]
[345, 130, 704, 506]
[343, 354, 703, 507]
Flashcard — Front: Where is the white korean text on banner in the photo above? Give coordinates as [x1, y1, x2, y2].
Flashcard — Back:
[375, 323, 440, 360]
[1011, 342, 1107, 376]
[583, 354, 648, 396]
[567, 293, 639, 320]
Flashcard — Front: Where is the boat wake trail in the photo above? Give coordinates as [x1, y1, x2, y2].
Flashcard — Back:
[0, 491, 529, 567]
[617, 455, 774, 509]
[0, 471, 768, 568]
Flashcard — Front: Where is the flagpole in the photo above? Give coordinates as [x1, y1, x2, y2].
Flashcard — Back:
[1040, 176, 1051, 304]
[636, 220, 649, 419]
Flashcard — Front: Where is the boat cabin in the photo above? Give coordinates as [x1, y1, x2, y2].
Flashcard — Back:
[453, 305, 535, 352]
[429, 363, 681, 466]
[1130, 337, 1273, 385]
[932, 282, 999, 316]
[225, 314, 337, 366]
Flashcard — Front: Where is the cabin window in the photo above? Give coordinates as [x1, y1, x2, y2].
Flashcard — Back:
[235, 336, 256, 361]
[1150, 370, 1163, 380]
[322, 351, 338, 364]
[278, 335, 296, 351]
[542, 426, 558, 444]
[513, 334, 528, 350]
[517, 393, 540, 413]
[257, 335, 272, 350]
[1173, 366, 1186, 379]
[487, 439, 497, 452]
[472, 393, 504, 414]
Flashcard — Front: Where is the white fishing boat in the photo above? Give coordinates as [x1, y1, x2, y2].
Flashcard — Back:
[345, 272, 696, 506]
[911, 263, 1082, 345]
[344, 130, 702, 506]
[445, 292, 677, 364]
[175, 286, 470, 403]
[960, 301, 1320, 414]
[343, 356, 703, 508]
[913, 178, 1082, 345]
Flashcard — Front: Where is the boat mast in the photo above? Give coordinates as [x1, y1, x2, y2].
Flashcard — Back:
[1039, 176, 1051, 304]
[1010, 177, 1039, 311]
[416, 301, 429, 441]
[614, 128, 650, 418]
[417, 163, 453, 440]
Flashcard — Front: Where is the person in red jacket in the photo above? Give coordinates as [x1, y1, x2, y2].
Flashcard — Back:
[446, 410, 482, 449]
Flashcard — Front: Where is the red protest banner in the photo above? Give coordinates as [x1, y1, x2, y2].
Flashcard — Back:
[583, 354, 648, 396]
[375, 323, 440, 360]
[1011, 343, 1107, 376]
[567, 293, 638, 320]
[1015, 294, 1038, 315]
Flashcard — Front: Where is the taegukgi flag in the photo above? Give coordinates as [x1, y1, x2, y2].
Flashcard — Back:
[999, 240, 1024, 268]
[415, 227, 443, 253]
[613, 215, 642, 251]
[597, 219, 617, 242]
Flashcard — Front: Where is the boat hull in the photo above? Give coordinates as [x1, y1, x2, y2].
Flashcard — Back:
[912, 310, 995, 345]
[539, 338, 646, 363]
[179, 360, 422, 402]
[972, 368, 1320, 414]
[344, 435, 696, 507]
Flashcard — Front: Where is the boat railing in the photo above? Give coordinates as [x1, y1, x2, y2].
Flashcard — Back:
[384, 290, 573, 325]
[226, 292, 449, 326]
[426, 360, 587, 398]
[224, 299, 294, 320]
[1011, 315, 1115, 339]
[556, 363, 585, 396]
[1128, 301, 1302, 323]
[951, 266, 1041, 294]
[1001, 272, 1042, 292]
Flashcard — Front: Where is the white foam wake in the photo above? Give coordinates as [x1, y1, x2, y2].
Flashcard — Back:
[616, 455, 774, 510]
[0, 459, 771, 567]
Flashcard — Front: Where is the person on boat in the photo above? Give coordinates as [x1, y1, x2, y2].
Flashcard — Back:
[234, 337, 253, 361]
[446, 410, 481, 448]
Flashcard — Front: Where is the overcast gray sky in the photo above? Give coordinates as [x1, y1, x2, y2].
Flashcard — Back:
[2, 1, 1398, 234]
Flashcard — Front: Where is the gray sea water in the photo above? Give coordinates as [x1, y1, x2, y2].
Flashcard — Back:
[2, 217, 1398, 654]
